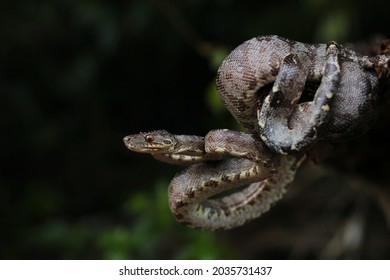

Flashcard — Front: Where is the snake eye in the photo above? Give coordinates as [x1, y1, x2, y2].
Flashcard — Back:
[145, 135, 154, 143]
[163, 139, 172, 145]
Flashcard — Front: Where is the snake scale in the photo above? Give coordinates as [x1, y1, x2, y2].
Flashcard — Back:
[124, 35, 390, 230]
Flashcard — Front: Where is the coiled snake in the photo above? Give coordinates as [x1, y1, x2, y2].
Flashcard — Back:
[124, 35, 389, 230]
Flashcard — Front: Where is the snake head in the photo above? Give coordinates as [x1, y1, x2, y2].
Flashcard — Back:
[123, 130, 178, 154]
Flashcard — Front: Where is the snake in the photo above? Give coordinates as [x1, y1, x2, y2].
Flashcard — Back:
[217, 35, 388, 154]
[124, 35, 389, 230]
[124, 129, 304, 230]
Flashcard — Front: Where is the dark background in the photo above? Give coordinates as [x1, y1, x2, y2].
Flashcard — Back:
[1, 0, 390, 259]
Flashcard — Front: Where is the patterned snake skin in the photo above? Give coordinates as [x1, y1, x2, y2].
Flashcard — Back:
[124, 129, 304, 230]
[217, 35, 388, 154]
[124, 35, 389, 230]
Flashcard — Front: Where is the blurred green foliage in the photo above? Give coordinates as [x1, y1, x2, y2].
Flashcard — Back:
[1, 0, 389, 260]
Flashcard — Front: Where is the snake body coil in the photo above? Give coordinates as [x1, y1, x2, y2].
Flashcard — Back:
[124, 35, 389, 230]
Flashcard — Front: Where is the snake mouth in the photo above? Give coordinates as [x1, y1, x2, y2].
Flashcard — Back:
[127, 145, 171, 153]
[143, 146, 170, 152]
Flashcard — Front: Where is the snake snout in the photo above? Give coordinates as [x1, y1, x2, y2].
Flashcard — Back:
[123, 135, 133, 148]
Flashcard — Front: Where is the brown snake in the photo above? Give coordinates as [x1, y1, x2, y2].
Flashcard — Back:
[124, 129, 303, 230]
[124, 35, 389, 230]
